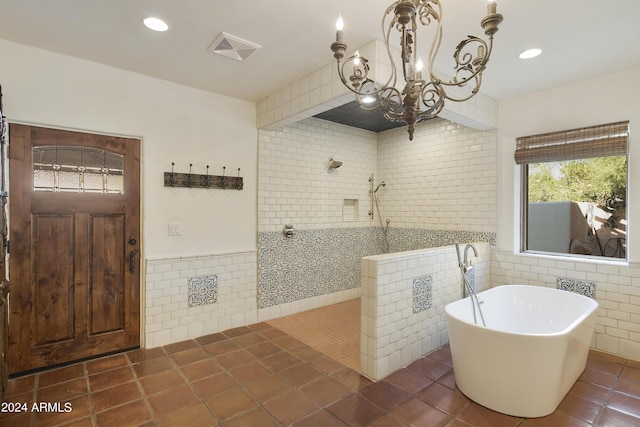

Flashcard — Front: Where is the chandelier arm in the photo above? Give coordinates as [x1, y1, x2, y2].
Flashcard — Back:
[336, 55, 388, 98]
[381, 8, 399, 91]
[382, 110, 405, 124]
[440, 73, 483, 103]
[417, 81, 445, 117]
[380, 96, 405, 123]
[448, 37, 493, 86]
[418, 0, 440, 25]
[379, 87, 404, 115]
[426, 1, 444, 82]
[335, 61, 349, 86]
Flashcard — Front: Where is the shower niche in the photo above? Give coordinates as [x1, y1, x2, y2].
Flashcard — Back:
[343, 198, 359, 222]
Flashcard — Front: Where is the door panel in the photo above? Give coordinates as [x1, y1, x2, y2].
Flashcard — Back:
[90, 214, 125, 335]
[33, 214, 74, 346]
[8, 124, 141, 374]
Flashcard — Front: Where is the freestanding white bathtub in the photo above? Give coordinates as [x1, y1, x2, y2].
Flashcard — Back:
[445, 284, 598, 418]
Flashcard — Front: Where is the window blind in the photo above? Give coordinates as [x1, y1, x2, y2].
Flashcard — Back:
[515, 121, 629, 165]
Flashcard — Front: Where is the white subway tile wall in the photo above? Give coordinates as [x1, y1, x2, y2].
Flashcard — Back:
[492, 250, 640, 361]
[377, 117, 498, 232]
[144, 251, 257, 348]
[361, 243, 491, 381]
[257, 117, 378, 316]
[258, 118, 378, 232]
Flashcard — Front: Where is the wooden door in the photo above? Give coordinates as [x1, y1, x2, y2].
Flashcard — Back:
[8, 124, 140, 374]
[0, 86, 9, 397]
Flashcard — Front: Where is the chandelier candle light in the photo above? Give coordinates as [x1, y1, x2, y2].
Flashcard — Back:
[331, 0, 503, 140]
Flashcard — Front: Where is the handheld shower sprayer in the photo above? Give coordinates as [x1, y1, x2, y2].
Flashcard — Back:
[374, 181, 386, 193]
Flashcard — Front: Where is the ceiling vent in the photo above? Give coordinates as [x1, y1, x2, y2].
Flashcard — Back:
[208, 32, 261, 62]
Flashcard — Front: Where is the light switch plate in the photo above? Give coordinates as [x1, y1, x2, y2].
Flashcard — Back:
[168, 223, 182, 236]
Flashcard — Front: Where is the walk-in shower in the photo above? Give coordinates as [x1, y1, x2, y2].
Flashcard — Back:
[369, 174, 390, 253]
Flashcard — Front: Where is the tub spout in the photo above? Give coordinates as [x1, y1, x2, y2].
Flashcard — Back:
[463, 243, 478, 273]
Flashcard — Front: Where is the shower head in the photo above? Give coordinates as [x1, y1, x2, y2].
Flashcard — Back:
[374, 181, 386, 193]
[328, 158, 343, 169]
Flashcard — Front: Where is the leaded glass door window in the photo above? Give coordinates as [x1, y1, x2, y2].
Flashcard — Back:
[33, 146, 124, 193]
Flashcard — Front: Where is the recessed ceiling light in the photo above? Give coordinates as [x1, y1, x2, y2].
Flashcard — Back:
[519, 48, 542, 59]
[143, 17, 169, 32]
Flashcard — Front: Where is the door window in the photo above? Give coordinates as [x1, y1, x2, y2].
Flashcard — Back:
[33, 146, 124, 193]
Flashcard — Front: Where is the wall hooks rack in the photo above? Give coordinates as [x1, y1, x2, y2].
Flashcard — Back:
[164, 162, 243, 190]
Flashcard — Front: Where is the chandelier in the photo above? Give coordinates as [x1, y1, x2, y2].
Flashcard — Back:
[330, 0, 503, 140]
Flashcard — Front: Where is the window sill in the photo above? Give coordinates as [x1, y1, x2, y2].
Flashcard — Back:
[519, 250, 630, 267]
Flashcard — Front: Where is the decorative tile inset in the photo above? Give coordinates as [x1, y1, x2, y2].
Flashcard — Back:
[188, 275, 218, 307]
[412, 275, 433, 314]
[557, 277, 596, 299]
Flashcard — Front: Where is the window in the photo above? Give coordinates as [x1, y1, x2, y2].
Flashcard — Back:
[33, 146, 124, 194]
[516, 121, 629, 260]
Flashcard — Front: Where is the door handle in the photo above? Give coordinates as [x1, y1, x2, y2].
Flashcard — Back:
[129, 250, 139, 274]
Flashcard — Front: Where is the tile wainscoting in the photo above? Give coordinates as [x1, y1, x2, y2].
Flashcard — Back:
[491, 249, 640, 361]
[144, 229, 496, 349]
[257, 227, 496, 310]
[258, 228, 378, 309]
[145, 251, 258, 348]
[385, 228, 496, 253]
[361, 243, 491, 381]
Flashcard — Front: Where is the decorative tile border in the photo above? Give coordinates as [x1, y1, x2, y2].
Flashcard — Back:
[188, 274, 218, 307]
[258, 227, 496, 309]
[557, 277, 596, 299]
[386, 229, 496, 253]
[412, 275, 433, 313]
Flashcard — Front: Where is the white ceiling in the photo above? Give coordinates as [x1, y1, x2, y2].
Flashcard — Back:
[1, 0, 639, 104]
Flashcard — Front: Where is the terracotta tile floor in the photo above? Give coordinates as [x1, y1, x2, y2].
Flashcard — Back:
[1, 305, 639, 426]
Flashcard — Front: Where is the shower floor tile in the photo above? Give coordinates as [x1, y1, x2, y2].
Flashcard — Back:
[1, 300, 638, 426]
[266, 298, 361, 371]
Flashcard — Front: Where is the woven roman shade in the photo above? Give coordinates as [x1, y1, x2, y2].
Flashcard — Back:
[515, 121, 629, 165]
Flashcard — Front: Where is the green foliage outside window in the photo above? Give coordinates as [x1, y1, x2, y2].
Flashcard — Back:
[528, 156, 627, 210]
